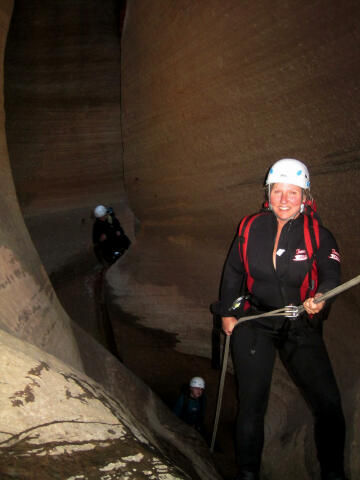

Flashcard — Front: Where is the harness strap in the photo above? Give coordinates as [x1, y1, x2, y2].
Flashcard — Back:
[239, 211, 320, 304]
[238, 213, 266, 292]
[300, 214, 320, 301]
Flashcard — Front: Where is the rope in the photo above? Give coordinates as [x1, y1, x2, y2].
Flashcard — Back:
[209, 308, 281, 453]
[210, 334, 230, 452]
[210, 273, 360, 453]
[314, 274, 360, 303]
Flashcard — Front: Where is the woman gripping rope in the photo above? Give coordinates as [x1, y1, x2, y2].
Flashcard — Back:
[220, 159, 346, 480]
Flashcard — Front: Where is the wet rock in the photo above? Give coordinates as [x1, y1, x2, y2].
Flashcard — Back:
[0, 329, 198, 480]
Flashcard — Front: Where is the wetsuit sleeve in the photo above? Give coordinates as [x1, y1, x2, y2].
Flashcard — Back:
[316, 227, 341, 294]
[220, 232, 246, 316]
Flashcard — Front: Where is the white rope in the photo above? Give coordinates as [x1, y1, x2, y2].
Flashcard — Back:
[210, 335, 230, 452]
[314, 274, 360, 303]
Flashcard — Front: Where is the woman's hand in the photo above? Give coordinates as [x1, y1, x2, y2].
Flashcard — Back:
[303, 293, 325, 315]
[222, 316, 238, 336]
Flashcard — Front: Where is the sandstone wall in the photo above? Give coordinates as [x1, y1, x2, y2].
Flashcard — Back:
[5, 0, 124, 215]
[122, 0, 360, 247]
[0, 0, 83, 371]
[117, 1, 360, 476]
[120, 0, 360, 377]
[0, 2, 222, 479]
[0, 330, 190, 480]
[2, 0, 360, 477]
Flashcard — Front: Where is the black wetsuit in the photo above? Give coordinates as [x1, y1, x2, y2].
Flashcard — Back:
[93, 216, 130, 262]
[220, 212, 345, 478]
[173, 392, 206, 432]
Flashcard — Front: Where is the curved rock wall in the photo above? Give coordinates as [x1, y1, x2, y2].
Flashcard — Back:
[2, 0, 360, 477]
[122, 0, 360, 274]
[120, 0, 360, 378]
[0, 327, 223, 480]
[1, 2, 222, 479]
[0, 0, 83, 371]
[123, 1, 359, 219]
[0, 330, 187, 480]
[117, 0, 360, 476]
[5, 0, 124, 214]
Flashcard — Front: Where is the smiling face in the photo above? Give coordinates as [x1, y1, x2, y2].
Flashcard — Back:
[270, 182, 304, 224]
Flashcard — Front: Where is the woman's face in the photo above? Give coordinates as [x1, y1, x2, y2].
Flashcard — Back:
[270, 182, 303, 224]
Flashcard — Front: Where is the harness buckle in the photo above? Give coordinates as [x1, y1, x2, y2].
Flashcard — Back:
[230, 295, 250, 311]
[284, 305, 303, 319]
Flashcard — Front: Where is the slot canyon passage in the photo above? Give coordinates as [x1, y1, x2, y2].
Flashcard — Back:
[0, 0, 360, 479]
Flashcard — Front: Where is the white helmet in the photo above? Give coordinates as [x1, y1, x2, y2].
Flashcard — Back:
[94, 205, 108, 218]
[266, 158, 310, 190]
[190, 376, 205, 389]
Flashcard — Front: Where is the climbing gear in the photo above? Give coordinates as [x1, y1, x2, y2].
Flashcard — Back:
[210, 273, 360, 453]
[190, 377, 205, 389]
[266, 158, 310, 215]
[266, 158, 310, 189]
[230, 295, 250, 311]
[238, 212, 266, 295]
[276, 274, 360, 318]
[210, 333, 230, 453]
[233, 274, 360, 324]
[222, 273, 357, 333]
[238, 211, 320, 301]
[300, 212, 320, 301]
[94, 205, 108, 218]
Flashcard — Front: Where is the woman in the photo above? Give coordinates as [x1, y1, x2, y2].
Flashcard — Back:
[220, 159, 346, 480]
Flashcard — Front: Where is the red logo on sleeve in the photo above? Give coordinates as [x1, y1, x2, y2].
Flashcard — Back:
[329, 249, 340, 262]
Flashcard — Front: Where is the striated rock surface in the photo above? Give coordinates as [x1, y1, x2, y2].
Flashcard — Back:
[0, 2, 222, 479]
[0, 0, 83, 372]
[2, 0, 360, 478]
[116, 0, 360, 477]
[5, 0, 125, 215]
[0, 330, 192, 480]
[120, 0, 360, 357]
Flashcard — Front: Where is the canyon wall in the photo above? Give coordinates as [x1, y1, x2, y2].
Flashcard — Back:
[5, 0, 124, 215]
[0, 2, 221, 479]
[0, 0, 83, 371]
[2, 0, 360, 477]
[119, 0, 360, 381]
[115, 0, 360, 476]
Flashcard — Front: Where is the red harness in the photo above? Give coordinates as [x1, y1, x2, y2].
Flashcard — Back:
[238, 211, 320, 302]
[300, 213, 320, 301]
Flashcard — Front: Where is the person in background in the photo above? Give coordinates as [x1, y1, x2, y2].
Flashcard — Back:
[173, 376, 206, 434]
[92, 205, 130, 264]
[220, 159, 346, 480]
